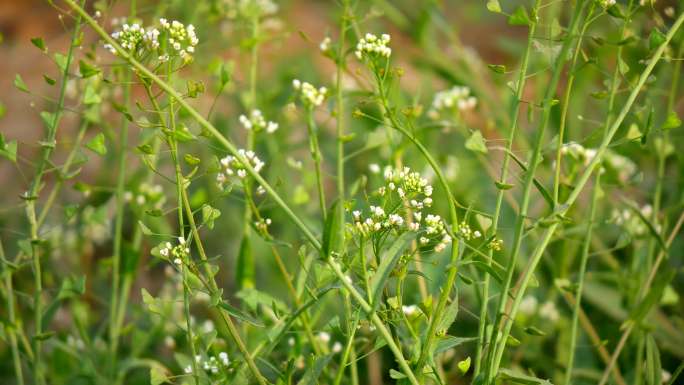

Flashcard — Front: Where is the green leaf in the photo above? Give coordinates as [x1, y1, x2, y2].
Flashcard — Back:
[465, 130, 488, 154]
[296, 355, 333, 385]
[488, 64, 506, 74]
[625, 269, 675, 329]
[508, 6, 530, 26]
[139, 221, 153, 235]
[43, 74, 56, 85]
[83, 84, 102, 105]
[54, 53, 68, 72]
[86, 133, 107, 155]
[486, 0, 502, 13]
[663, 111, 681, 130]
[217, 301, 264, 327]
[201, 204, 221, 230]
[436, 293, 459, 334]
[649, 29, 666, 51]
[389, 369, 407, 379]
[461, 260, 503, 284]
[434, 336, 477, 355]
[322, 200, 343, 259]
[14, 74, 29, 93]
[31, 37, 46, 52]
[458, 357, 471, 374]
[370, 232, 414, 311]
[0, 133, 18, 163]
[236, 235, 255, 289]
[79, 60, 101, 78]
[184, 153, 200, 166]
[498, 368, 553, 384]
[524, 326, 546, 336]
[645, 334, 662, 385]
[172, 125, 196, 142]
[150, 365, 168, 385]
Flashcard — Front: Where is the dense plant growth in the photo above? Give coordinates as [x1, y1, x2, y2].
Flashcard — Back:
[1, 0, 683, 384]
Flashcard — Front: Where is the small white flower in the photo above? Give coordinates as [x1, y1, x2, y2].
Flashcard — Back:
[355, 32, 392, 60]
[402, 305, 418, 316]
[332, 341, 343, 353]
[317, 331, 331, 343]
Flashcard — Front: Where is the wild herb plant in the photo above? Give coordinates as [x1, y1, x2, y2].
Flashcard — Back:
[1, 0, 684, 384]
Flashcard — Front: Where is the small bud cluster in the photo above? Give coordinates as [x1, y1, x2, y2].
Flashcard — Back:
[223, 0, 279, 19]
[597, 0, 616, 8]
[216, 149, 265, 188]
[292, 79, 328, 107]
[124, 183, 165, 209]
[159, 237, 190, 266]
[561, 143, 636, 183]
[560, 142, 597, 166]
[239, 109, 279, 133]
[255, 217, 272, 232]
[355, 33, 392, 60]
[184, 352, 230, 375]
[488, 237, 503, 251]
[428, 86, 477, 118]
[457, 221, 482, 240]
[106, 23, 159, 55]
[420, 214, 452, 252]
[159, 19, 199, 62]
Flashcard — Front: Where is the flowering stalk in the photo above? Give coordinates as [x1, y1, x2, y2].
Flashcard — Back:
[489, 10, 684, 381]
[474, 0, 541, 375]
[369, 64, 461, 375]
[24, 3, 84, 382]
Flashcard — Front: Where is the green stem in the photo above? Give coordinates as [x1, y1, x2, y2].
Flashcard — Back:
[26, 4, 84, 383]
[553, 4, 596, 204]
[1, 241, 25, 385]
[474, 0, 540, 375]
[564, 172, 600, 385]
[306, 108, 327, 219]
[489, 10, 684, 381]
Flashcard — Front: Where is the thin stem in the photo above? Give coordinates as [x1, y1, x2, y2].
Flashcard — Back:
[306, 108, 327, 219]
[1, 241, 25, 385]
[474, 0, 541, 375]
[25, 4, 84, 382]
[564, 172, 600, 385]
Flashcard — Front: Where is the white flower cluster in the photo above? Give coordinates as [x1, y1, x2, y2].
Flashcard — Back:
[420, 214, 452, 252]
[561, 142, 636, 182]
[292, 79, 328, 107]
[320, 36, 332, 52]
[561, 142, 597, 166]
[350, 166, 454, 253]
[355, 33, 392, 60]
[428, 86, 477, 118]
[255, 217, 272, 232]
[217, 149, 265, 188]
[611, 204, 652, 236]
[402, 304, 419, 316]
[184, 352, 230, 375]
[316, 332, 343, 354]
[597, 0, 616, 8]
[223, 0, 279, 18]
[518, 296, 559, 323]
[124, 183, 165, 208]
[159, 18, 199, 62]
[239, 109, 279, 133]
[159, 237, 190, 266]
[458, 221, 482, 240]
[105, 23, 159, 55]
